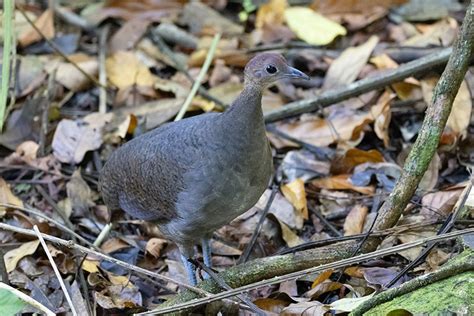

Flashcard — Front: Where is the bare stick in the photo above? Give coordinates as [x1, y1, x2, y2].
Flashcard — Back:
[98, 25, 110, 114]
[264, 47, 452, 122]
[144, 228, 473, 315]
[174, 33, 221, 121]
[0, 222, 209, 296]
[33, 225, 78, 316]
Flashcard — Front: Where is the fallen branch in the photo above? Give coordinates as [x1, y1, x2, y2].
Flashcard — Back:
[364, 2, 474, 252]
[264, 47, 452, 122]
[143, 229, 473, 315]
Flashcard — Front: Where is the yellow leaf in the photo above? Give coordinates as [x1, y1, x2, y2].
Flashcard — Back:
[4, 240, 40, 272]
[284, 7, 346, 45]
[281, 179, 308, 220]
[343, 204, 368, 236]
[276, 218, 304, 247]
[82, 259, 100, 273]
[256, 0, 288, 29]
[0, 177, 23, 215]
[106, 51, 157, 89]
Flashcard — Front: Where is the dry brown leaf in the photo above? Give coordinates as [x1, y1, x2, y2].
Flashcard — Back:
[276, 217, 304, 247]
[109, 18, 151, 53]
[67, 169, 94, 217]
[343, 204, 368, 236]
[281, 179, 309, 220]
[0, 177, 23, 215]
[281, 301, 329, 315]
[370, 53, 399, 70]
[106, 51, 157, 90]
[101, 238, 131, 254]
[404, 17, 458, 47]
[323, 36, 379, 90]
[18, 9, 55, 47]
[331, 148, 384, 174]
[4, 240, 40, 272]
[256, 0, 288, 29]
[311, 174, 374, 195]
[254, 298, 290, 314]
[55, 57, 99, 92]
[311, 0, 407, 14]
[421, 187, 464, 217]
[145, 238, 167, 258]
[373, 91, 393, 147]
[311, 269, 333, 288]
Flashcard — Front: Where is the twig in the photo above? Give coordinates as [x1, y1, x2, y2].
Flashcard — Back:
[192, 260, 266, 316]
[0, 0, 14, 130]
[98, 25, 110, 114]
[16, 5, 106, 89]
[363, 3, 474, 252]
[264, 47, 453, 122]
[0, 222, 209, 296]
[93, 223, 113, 247]
[54, 5, 95, 32]
[0, 202, 96, 249]
[238, 183, 278, 264]
[143, 228, 474, 315]
[174, 33, 221, 121]
[0, 282, 55, 316]
[309, 203, 342, 237]
[33, 225, 78, 316]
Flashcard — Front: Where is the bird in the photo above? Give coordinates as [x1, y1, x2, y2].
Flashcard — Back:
[99, 53, 309, 285]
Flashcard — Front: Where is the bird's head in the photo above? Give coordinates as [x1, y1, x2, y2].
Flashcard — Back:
[244, 53, 309, 89]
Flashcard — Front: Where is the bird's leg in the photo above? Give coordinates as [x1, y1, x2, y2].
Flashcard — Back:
[201, 238, 212, 279]
[179, 245, 197, 285]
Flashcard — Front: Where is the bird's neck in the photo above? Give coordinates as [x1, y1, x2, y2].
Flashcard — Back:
[223, 84, 264, 126]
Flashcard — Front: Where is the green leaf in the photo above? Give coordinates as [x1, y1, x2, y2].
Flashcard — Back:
[0, 288, 27, 316]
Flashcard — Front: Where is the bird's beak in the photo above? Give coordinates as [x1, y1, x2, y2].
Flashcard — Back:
[285, 66, 310, 80]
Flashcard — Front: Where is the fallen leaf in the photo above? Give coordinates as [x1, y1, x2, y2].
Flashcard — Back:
[311, 174, 375, 195]
[281, 301, 329, 315]
[4, 240, 40, 273]
[82, 259, 100, 273]
[373, 91, 393, 147]
[323, 36, 379, 90]
[18, 9, 55, 47]
[145, 238, 167, 258]
[0, 177, 23, 215]
[331, 148, 384, 174]
[274, 216, 304, 247]
[403, 17, 458, 47]
[311, 269, 333, 288]
[66, 169, 94, 217]
[343, 204, 368, 236]
[55, 56, 98, 91]
[306, 279, 342, 298]
[256, 0, 288, 28]
[280, 150, 331, 182]
[421, 187, 464, 217]
[281, 179, 309, 220]
[312, 0, 407, 14]
[284, 7, 346, 45]
[106, 51, 157, 90]
[109, 18, 150, 53]
[393, 0, 462, 22]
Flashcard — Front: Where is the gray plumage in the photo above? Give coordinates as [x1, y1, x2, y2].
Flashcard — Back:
[99, 53, 308, 266]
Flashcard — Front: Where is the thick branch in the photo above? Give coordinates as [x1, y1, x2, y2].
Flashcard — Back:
[364, 3, 474, 252]
[264, 47, 452, 122]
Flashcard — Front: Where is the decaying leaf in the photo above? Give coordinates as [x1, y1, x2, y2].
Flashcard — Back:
[145, 238, 167, 258]
[331, 148, 384, 175]
[55, 55, 99, 91]
[284, 7, 346, 45]
[106, 51, 157, 90]
[5, 240, 40, 273]
[312, 174, 375, 195]
[281, 179, 309, 221]
[323, 36, 379, 90]
[18, 9, 55, 47]
[66, 169, 94, 217]
[343, 204, 368, 236]
[0, 177, 23, 215]
[281, 300, 330, 315]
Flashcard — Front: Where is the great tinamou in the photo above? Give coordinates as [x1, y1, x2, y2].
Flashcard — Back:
[99, 53, 309, 285]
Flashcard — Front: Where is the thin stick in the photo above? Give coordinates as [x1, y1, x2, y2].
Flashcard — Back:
[0, 223, 209, 296]
[174, 33, 221, 121]
[16, 5, 107, 89]
[144, 228, 473, 315]
[33, 225, 78, 316]
[98, 25, 110, 114]
[0, 282, 56, 316]
[0, 0, 14, 130]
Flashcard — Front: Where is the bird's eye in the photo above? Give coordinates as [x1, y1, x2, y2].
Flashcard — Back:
[266, 65, 277, 74]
